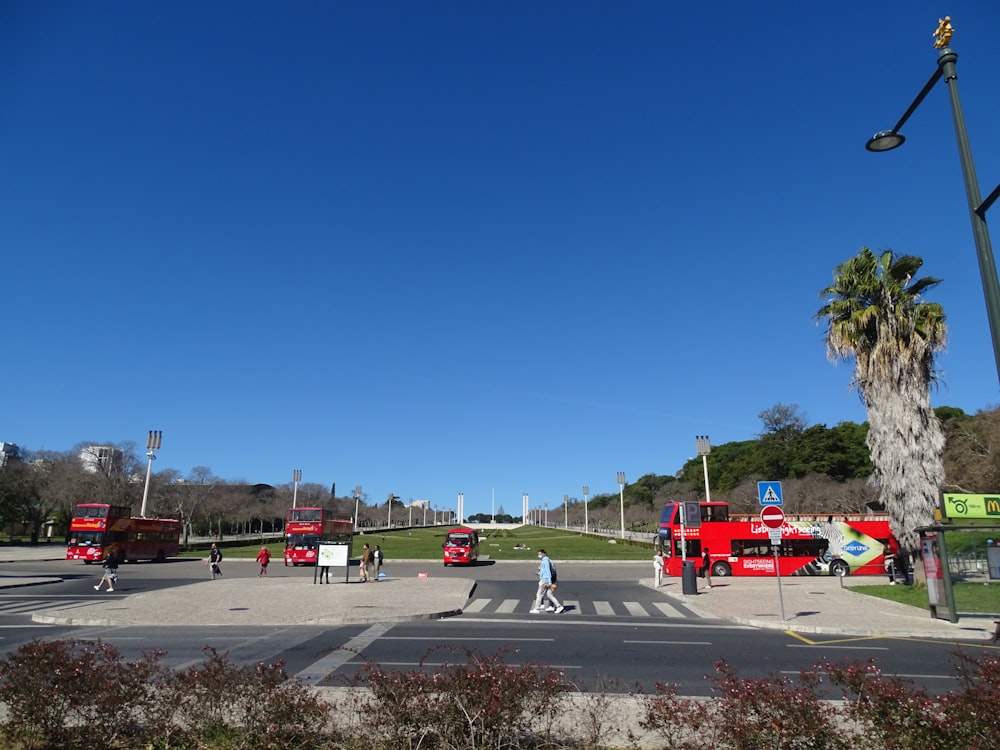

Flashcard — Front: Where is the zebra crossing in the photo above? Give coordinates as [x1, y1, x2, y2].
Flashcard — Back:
[0, 597, 98, 617]
[462, 597, 699, 619]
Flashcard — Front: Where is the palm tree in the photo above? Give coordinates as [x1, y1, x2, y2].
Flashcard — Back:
[816, 248, 946, 558]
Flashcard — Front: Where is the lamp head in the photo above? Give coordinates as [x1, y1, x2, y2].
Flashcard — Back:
[866, 130, 905, 152]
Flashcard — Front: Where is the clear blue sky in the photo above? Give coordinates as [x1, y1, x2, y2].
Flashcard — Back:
[3, 2, 999, 518]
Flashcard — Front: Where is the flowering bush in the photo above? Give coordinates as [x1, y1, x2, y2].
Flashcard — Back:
[349, 645, 568, 749]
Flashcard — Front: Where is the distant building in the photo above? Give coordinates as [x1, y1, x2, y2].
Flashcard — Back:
[0, 442, 20, 468]
[79, 445, 124, 475]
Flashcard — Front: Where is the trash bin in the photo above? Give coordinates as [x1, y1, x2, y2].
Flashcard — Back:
[681, 560, 698, 595]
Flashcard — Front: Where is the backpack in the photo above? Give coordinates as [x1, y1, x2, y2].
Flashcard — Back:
[549, 560, 557, 584]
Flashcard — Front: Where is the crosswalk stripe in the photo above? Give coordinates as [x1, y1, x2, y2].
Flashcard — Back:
[651, 601, 687, 618]
[495, 598, 519, 614]
[623, 601, 648, 617]
[463, 599, 489, 613]
[593, 601, 615, 616]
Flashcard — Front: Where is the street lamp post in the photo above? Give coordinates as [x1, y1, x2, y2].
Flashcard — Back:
[386, 493, 399, 528]
[867, 17, 1000, 383]
[616, 472, 626, 539]
[292, 469, 302, 509]
[353, 486, 362, 530]
[139, 430, 162, 518]
[457, 492, 464, 524]
[563, 495, 569, 529]
[695, 436, 712, 502]
[583, 485, 589, 534]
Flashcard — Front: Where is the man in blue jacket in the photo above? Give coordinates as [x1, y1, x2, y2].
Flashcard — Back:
[530, 549, 565, 614]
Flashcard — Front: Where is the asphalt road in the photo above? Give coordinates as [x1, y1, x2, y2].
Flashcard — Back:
[0, 558, 986, 696]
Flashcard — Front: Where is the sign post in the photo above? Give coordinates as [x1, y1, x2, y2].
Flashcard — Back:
[760, 502, 786, 621]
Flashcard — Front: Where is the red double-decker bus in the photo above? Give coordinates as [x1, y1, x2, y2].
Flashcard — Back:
[657, 501, 895, 578]
[66, 503, 181, 563]
[284, 507, 353, 566]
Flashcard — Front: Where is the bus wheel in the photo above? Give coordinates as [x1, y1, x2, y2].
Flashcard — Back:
[711, 561, 732, 578]
[155, 550, 166, 562]
[831, 560, 850, 577]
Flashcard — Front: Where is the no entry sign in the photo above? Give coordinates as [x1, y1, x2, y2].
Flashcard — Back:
[760, 505, 785, 529]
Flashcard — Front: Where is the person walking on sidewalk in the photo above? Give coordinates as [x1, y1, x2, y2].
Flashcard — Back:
[94, 549, 119, 592]
[653, 549, 665, 588]
[256, 545, 271, 577]
[702, 548, 712, 589]
[207, 543, 223, 579]
[373, 545, 384, 581]
[359, 543, 372, 583]
[530, 549, 564, 614]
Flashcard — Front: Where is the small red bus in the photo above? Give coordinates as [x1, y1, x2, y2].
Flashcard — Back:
[442, 527, 479, 566]
[657, 501, 894, 578]
[66, 503, 181, 563]
[284, 507, 353, 566]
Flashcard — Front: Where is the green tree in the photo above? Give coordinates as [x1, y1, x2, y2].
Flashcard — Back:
[816, 248, 946, 555]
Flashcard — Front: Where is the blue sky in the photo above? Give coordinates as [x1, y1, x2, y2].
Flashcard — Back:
[3, 2, 1000, 518]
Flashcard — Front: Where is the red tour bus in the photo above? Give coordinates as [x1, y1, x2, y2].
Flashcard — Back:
[442, 527, 480, 566]
[66, 503, 181, 563]
[284, 507, 354, 566]
[657, 501, 894, 578]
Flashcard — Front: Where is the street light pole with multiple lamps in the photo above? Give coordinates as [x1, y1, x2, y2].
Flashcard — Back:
[139, 430, 162, 518]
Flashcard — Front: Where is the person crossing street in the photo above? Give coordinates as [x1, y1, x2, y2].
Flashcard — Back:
[530, 549, 564, 614]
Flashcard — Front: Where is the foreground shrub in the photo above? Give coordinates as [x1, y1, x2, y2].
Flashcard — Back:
[347, 645, 569, 749]
[0, 638, 170, 749]
[640, 660, 849, 750]
[160, 646, 332, 749]
[823, 651, 1000, 750]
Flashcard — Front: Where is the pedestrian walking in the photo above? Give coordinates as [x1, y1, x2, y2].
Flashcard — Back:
[207, 543, 223, 579]
[530, 549, 564, 614]
[256, 545, 271, 577]
[653, 549, 665, 588]
[373, 545, 384, 581]
[702, 548, 712, 589]
[359, 543, 372, 583]
[94, 549, 119, 592]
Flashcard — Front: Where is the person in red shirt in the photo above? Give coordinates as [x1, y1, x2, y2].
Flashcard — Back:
[256, 545, 271, 577]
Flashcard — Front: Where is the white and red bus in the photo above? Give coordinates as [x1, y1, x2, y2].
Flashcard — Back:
[284, 507, 354, 566]
[657, 501, 895, 578]
[66, 503, 181, 563]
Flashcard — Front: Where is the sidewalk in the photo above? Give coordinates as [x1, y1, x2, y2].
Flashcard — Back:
[647, 574, 998, 642]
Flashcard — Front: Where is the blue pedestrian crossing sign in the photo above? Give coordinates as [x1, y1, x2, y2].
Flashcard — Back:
[758, 481, 783, 506]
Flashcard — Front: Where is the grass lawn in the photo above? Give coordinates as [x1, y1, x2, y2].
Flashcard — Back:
[851, 579, 1000, 615]
[181, 525, 655, 562]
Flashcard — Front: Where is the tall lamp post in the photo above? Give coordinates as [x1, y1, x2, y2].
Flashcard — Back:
[866, 17, 1000, 384]
[139, 430, 162, 518]
[582, 486, 589, 533]
[387, 493, 399, 528]
[457, 492, 464, 524]
[695, 436, 712, 502]
[522, 493, 529, 524]
[353, 485, 362, 530]
[292, 469, 302, 509]
[616, 472, 626, 539]
[563, 495, 569, 529]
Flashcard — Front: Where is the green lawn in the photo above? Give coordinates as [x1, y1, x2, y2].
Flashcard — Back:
[181, 525, 655, 561]
[850, 579, 1000, 615]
